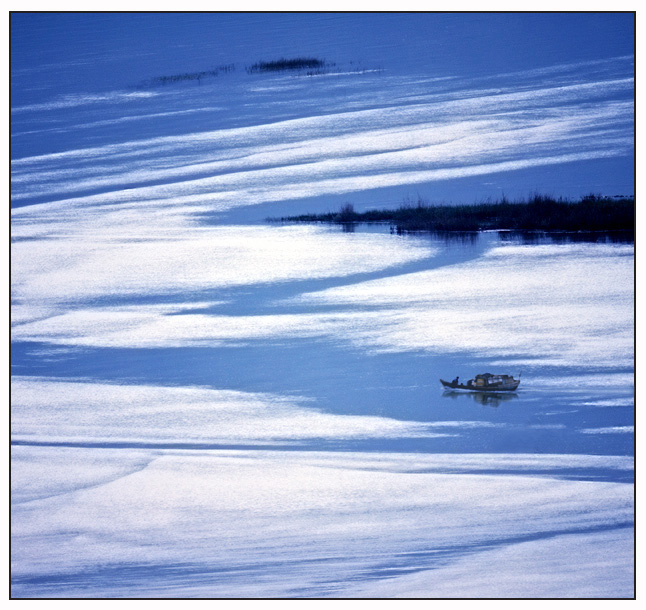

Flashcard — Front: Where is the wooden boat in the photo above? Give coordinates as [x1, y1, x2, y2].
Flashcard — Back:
[440, 373, 520, 392]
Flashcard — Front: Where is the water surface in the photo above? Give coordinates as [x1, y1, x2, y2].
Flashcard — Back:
[11, 13, 634, 598]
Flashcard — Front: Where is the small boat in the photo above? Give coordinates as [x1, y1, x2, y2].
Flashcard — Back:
[440, 372, 520, 392]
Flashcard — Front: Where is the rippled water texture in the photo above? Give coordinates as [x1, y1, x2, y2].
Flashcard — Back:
[11, 13, 634, 598]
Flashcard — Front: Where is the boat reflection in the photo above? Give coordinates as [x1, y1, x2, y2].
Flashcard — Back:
[442, 390, 519, 407]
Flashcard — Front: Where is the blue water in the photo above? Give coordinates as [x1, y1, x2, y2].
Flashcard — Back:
[11, 13, 634, 598]
[10, 228, 635, 458]
[11, 12, 634, 200]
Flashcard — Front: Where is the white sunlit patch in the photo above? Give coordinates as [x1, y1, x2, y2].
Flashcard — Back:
[11, 221, 435, 308]
[10, 304, 383, 348]
[10, 144, 630, 211]
[294, 242, 634, 367]
[580, 426, 634, 434]
[580, 398, 634, 408]
[526, 374, 634, 389]
[11, 445, 154, 505]
[11, 74, 632, 208]
[13, 106, 627, 202]
[11, 377, 453, 445]
[11, 90, 159, 114]
[12, 226, 631, 368]
[11, 446, 634, 598]
[339, 529, 634, 598]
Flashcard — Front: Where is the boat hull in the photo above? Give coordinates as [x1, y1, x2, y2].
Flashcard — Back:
[440, 379, 520, 392]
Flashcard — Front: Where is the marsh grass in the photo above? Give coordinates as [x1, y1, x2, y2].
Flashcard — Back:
[147, 64, 235, 86]
[143, 57, 332, 88]
[246, 57, 331, 74]
[277, 194, 634, 233]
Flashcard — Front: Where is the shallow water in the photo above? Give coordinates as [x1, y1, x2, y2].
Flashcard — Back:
[11, 13, 634, 598]
[12, 226, 634, 457]
[11, 224, 634, 597]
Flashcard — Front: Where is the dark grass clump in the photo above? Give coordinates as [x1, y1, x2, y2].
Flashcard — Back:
[276, 194, 634, 234]
[148, 64, 235, 86]
[143, 58, 331, 88]
[246, 57, 330, 75]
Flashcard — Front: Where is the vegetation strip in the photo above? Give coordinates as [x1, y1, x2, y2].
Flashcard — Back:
[144, 57, 332, 87]
[246, 57, 331, 74]
[276, 195, 634, 233]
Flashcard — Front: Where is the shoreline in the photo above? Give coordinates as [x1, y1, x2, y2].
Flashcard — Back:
[273, 195, 634, 234]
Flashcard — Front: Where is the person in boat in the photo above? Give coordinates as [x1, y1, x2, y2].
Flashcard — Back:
[453, 376, 459, 384]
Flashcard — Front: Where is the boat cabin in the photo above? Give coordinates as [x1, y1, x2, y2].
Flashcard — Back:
[471, 373, 513, 387]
